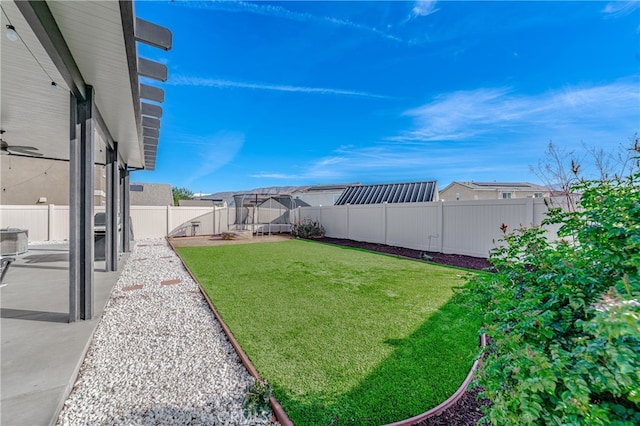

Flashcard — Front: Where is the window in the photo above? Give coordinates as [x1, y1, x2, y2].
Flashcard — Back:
[130, 184, 144, 192]
[534, 192, 543, 198]
[502, 192, 512, 199]
[455, 192, 460, 200]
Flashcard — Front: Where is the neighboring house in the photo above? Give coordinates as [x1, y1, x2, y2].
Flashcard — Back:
[292, 183, 358, 206]
[335, 181, 439, 205]
[129, 182, 173, 206]
[440, 181, 550, 201]
[0, 156, 107, 205]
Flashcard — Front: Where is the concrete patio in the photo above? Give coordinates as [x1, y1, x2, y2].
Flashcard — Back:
[1, 243, 126, 426]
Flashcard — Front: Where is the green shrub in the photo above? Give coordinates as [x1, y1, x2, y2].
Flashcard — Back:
[461, 165, 640, 424]
[243, 379, 272, 416]
[291, 218, 325, 239]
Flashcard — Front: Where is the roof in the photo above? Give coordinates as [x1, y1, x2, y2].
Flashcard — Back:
[335, 181, 437, 205]
[233, 194, 298, 208]
[293, 198, 311, 208]
[442, 181, 549, 192]
[294, 183, 360, 193]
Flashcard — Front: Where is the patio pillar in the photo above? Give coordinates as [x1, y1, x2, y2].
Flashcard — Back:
[105, 142, 119, 271]
[120, 167, 131, 253]
[69, 85, 95, 321]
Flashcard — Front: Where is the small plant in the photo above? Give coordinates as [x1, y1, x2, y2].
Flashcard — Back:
[420, 252, 433, 261]
[291, 218, 325, 239]
[243, 379, 272, 416]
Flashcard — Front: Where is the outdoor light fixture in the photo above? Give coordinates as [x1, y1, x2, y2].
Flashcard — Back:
[5, 24, 18, 41]
[51, 81, 58, 90]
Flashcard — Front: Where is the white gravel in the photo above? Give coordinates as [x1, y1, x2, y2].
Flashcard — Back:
[57, 238, 276, 426]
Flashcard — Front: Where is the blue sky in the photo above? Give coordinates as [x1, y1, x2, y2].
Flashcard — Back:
[133, 0, 640, 194]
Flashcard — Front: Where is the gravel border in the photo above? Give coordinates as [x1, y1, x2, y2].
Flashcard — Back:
[57, 238, 276, 426]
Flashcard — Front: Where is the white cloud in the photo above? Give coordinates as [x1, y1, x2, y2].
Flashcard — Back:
[390, 80, 639, 143]
[412, 1, 439, 17]
[602, 0, 640, 17]
[170, 75, 393, 99]
[176, 0, 402, 42]
[253, 79, 639, 185]
[179, 132, 245, 184]
[249, 173, 296, 179]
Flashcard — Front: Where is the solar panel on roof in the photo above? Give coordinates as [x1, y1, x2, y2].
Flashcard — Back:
[334, 181, 437, 205]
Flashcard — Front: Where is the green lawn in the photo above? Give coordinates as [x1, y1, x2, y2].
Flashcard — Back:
[176, 239, 480, 426]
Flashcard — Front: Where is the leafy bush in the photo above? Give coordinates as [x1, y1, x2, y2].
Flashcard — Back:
[291, 218, 325, 239]
[461, 163, 640, 424]
[243, 379, 272, 416]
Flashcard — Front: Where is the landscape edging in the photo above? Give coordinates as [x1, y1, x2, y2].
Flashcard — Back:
[383, 334, 488, 426]
[167, 237, 294, 426]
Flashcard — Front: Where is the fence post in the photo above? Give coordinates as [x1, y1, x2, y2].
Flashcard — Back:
[382, 202, 388, 245]
[166, 205, 172, 237]
[213, 206, 217, 235]
[438, 200, 444, 253]
[526, 196, 534, 227]
[48, 204, 55, 241]
[346, 204, 350, 239]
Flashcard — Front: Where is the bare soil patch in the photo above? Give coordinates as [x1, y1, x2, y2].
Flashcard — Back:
[314, 237, 491, 271]
[168, 234, 293, 248]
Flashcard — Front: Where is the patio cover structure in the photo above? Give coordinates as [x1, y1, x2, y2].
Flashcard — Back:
[1, 1, 171, 321]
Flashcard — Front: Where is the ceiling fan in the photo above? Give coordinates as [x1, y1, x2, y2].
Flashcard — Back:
[0, 131, 43, 157]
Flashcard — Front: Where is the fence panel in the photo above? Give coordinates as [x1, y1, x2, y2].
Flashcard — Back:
[442, 199, 530, 257]
[168, 206, 228, 236]
[386, 203, 440, 251]
[320, 206, 348, 237]
[129, 206, 169, 239]
[51, 205, 69, 241]
[348, 205, 384, 244]
[0, 205, 49, 241]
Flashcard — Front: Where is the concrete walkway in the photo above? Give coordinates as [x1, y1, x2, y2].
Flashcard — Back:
[1, 244, 125, 426]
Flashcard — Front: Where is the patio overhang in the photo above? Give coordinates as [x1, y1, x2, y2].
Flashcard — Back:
[1, 0, 171, 321]
[1, 0, 171, 170]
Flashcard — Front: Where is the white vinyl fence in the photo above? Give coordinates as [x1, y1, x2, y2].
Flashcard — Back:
[295, 197, 562, 258]
[0, 205, 229, 241]
[2, 198, 563, 257]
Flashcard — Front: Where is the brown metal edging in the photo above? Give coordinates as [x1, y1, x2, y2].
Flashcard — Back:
[166, 237, 294, 426]
[384, 334, 488, 426]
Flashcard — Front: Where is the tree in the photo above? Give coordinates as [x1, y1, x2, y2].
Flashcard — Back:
[530, 136, 638, 211]
[172, 186, 193, 206]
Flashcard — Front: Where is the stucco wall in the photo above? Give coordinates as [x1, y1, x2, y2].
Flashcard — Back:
[130, 182, 173, 206]
[1, 156, 106, 205]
